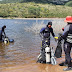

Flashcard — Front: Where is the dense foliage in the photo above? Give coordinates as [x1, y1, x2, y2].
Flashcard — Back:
[65, 1, 72, 7]
[0, 2, 72, 18]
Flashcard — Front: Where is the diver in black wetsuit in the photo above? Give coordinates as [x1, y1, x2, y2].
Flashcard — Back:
[0, 25, 6, 41]
[40, 21, 55, 47]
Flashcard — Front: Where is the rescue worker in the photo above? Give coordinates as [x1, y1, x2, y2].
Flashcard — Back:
[40, 21, 55, 47]
[58, 16, 72, 71]
[0, 25, 6, 41]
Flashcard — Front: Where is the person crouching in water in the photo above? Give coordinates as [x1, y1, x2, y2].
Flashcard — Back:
[40, 21, 55, 47]
[0, 25, 6, 41]
[58, 16, 72, 71]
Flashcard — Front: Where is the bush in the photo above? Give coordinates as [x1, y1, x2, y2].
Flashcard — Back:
[0, 12, 9, 17]
[28, 6, 41, 18]
[65, 1, 72, 7]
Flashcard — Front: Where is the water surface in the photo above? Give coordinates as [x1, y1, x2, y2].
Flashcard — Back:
[0, 18, 67, 70]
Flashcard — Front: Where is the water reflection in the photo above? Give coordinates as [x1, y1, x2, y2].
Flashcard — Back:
[0, 42, 6, 57]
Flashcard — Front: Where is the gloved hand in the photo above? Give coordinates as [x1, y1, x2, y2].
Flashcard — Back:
[54, 37, 58, 42]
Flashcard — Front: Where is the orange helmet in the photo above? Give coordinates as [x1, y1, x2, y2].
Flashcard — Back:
[64, 16, 72, 23]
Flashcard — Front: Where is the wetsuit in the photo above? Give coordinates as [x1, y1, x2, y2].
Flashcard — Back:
[40, 26, 55, 46]
[60, 24, 72, 67]
[0, 27, 6, 41]
[0, 29, 2, 40]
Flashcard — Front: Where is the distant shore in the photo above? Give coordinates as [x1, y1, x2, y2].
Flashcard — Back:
[0, 17, 65, 20]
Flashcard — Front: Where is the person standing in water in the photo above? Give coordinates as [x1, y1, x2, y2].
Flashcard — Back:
[40, 21, 55, 47]
[58, 16, 72, 71]
[0, 25, 6, 41]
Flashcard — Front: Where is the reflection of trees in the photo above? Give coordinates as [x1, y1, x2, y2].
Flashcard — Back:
[0, 43, 6, 57]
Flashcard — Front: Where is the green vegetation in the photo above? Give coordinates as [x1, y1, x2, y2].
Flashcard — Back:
[0, 2, 72, 18]
[65, 1, 72, 7]
[0, 0, 70, 5]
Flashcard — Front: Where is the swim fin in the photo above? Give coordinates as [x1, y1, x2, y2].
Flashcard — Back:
[63, 67, 72, 71]
[55, 40, 62, 58]
[59, 62, 68, 66]
[59, 61, 72, 66]
[55, 33, 62, 58]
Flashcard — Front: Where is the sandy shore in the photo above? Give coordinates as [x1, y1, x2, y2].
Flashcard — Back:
[0, 63, 68, 72]
[1, 53, 72, 72]
[0, 56, 71, 72]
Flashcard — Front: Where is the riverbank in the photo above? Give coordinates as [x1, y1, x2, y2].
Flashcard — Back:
[0, 17, 65, 19]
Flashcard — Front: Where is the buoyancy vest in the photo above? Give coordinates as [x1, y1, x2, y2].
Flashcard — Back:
[66, 34, 72, 43]
[40, 26, 55, 38]
[66, 24, 72, 43]
[43, 27, 50, 38]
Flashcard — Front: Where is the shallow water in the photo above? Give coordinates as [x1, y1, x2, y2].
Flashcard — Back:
[0, 18, 67, 70]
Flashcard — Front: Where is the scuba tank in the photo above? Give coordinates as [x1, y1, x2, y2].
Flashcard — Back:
[37, 39, 51, 64]
[45, 46, 57, 65]
[45, 46, 51, 64]
[37, 39, 57, 65]
[37, 33, 57, 65]
[45, 39, 51, 64]
[4, 37, 9, 44]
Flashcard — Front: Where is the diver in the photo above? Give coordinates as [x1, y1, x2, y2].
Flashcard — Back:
[0, 25, 6, 41]
[37, 21, 57, 64]
[40, 21, 55, 47]
[58, 16, 72, 71]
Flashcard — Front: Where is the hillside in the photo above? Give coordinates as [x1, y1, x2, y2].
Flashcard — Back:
[0, 2, 72, 18]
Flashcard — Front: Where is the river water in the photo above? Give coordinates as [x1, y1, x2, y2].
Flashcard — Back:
[0, 18, 68, 71]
